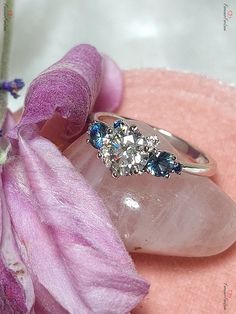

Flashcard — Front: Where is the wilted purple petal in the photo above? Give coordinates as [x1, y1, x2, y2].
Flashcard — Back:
[10, 44, 123, 140]
[3, 135, 149, 313]
[13, 44, 101, 134]
[0, 175, 35, 313]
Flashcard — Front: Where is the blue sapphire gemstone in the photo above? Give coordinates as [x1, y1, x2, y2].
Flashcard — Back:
[173, 162, 182, 174]
[113, 119, 124, 129]
[145, 151, 182, 177]
[89, 122, 108, 149]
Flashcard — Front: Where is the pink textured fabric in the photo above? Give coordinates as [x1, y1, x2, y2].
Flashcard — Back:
[115, 70, 236, 314]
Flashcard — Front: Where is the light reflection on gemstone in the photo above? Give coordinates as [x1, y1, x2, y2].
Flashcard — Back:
[88, 119, 182, 178]
[102, 121, 150, 176]
[88, 122, 108, 149]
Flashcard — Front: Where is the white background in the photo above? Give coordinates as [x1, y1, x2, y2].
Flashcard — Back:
[1, 0, 236, 111]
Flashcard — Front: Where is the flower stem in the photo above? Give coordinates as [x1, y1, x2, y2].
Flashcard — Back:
[0, 0, 14, 126]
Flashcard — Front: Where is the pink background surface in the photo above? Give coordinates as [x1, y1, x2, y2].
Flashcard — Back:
[118, 70, 236, 314]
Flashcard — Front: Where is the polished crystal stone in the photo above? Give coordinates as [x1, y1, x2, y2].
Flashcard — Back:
[64, 131, 236, 257]
[146, 151, 181, 177]
[89, 122, 108, 149]
[64, 70, 236, 258]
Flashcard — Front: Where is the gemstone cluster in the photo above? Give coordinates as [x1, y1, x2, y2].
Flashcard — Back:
[88, 120, 182, 178]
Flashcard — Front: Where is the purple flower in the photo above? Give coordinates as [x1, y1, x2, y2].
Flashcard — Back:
[0, 79, 25, 98]
[0, 44, 149, 313]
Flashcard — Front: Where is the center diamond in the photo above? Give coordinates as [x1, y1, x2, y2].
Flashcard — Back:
[88, 119, 181, 178]
[100, 120, 150, 177]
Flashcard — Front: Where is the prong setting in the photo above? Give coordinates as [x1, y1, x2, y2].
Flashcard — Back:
[112, 171, 119, 178]
[87, 119, 182, 179]
[130, 125, 139, 133]
[133, 166, 140, 175]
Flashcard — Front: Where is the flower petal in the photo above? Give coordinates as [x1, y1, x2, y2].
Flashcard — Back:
[0, 173, 35, 313]
[3, 136, 149, 313]
[12, 44, 102, 136]
[10, 44, 123, 141]
[0, 260, 27, 314]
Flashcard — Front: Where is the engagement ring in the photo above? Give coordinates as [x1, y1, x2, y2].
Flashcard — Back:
[87, 112, 216, 179]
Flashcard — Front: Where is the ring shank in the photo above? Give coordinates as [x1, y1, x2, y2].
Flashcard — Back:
[89, 112, 216, 177]
[153, 128, 216, 176]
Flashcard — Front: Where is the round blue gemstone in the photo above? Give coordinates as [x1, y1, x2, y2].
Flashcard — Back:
[145, 152, 181, 177]
[173, 162, 182, 173]
[113, 119, 124, 129]
[89, 122, 108, 149]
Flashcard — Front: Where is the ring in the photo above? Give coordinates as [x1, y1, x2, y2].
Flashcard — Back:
[87, 112, 217, 179]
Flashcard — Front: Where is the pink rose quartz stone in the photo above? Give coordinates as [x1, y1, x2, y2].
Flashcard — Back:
[64, 70, 236, 313]
[64, 71, 236, 258]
